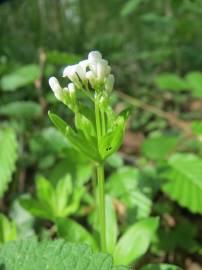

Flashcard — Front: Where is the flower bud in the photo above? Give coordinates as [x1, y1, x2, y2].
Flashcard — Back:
[105, 74, 115, 92]
[79, 60, 89, 70]
[88, 51, 102, 63]
[68, 83, 76, 95]
[97, 59, 109, 81]
[49, 77, 62, 100]
[63, 65, 78, 82]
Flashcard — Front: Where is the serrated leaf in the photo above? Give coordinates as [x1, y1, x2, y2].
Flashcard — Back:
[140, 264, 183, 270]
[0, 64, 40, 91]
[0, 101, 42, 119]
[0, 238, 128, 270]
[141, 135, 179, 161]
[113, 217, 159, 265]
[0, 128, 18, 198]
[163, 154, 202, 214]
[155, 73, 187, 91]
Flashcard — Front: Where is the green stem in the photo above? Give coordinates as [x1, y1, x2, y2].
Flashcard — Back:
[95, 100, 106, 252]
[97, 164, 106, 252]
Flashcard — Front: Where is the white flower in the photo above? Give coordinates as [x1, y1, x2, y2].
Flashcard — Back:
[105, 74, 115, 92]
[49, 77, 62, 100]
[63, 65, 78, 82]
[88, 51, 102, 63]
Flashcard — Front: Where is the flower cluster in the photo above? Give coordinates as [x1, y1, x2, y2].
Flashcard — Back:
[48, 51, 114, 110]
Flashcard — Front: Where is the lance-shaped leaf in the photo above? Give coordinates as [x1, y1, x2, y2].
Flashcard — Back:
[113, 217, 159, 266]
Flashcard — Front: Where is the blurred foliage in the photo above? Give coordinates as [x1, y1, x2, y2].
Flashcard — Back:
[0, 0, 202, 269]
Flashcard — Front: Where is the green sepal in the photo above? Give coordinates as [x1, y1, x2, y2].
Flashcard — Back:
[48, 111, 67, 135]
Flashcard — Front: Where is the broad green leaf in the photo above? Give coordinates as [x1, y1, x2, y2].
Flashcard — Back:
[106, 167, 154, 220]
[155, 73, 187, 91]
[121, 0, 142, 17]
[105, 196, 118, 254]
[48, 111, 68, 135]
[56, 218, 98, 250]
[113, 217, 159, 265]
[0, 101, 42, 119]
[141, 135, 179, 161]
[0, 64, 40, 91]
[0, 127, 18, 198]
[186, 71, 202, 98]
[0, 214, 16, 244]
[0, 238, 128, 270]
[163, 154, 202, 214]
[140, 264, 183, 270]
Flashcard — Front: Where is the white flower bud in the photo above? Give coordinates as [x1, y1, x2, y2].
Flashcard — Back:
[79, 60, 89, 70]
[105, 74, 115, 92]
[49, 77, 62, 100]
[97, 59, 109, 81]
[68, 83, 76, 95]
[63, 65, 78, 82]
[88, 51, 102, 63]
[75, 65, 86, 81]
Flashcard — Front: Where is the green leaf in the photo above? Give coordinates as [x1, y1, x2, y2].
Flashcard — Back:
[56, 218, 98, 250]
[106, 167, 154, 221]
[0, 238, 128, 270]
[155, 73, 187, 91]
[191, 121, 202, 136]
[186, 71, 202, 98]
[141, 135, 179, 161]
[0, 127, 18, 198]
[121, 0, 142, 17]
[0, 64, 40, 91]
[55, 175, 72, 215]
[113, 217, 159, 265]
[100, 117, 125, 160]
[48, 111, 68, 135]
[66, 126, 100, 162]
[140, 264, 183, 270]
[0, 101, 42, 119]
[0, 214, 16, 244]
[162, 154, 202, 214]
[105, 196, 118, 254]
